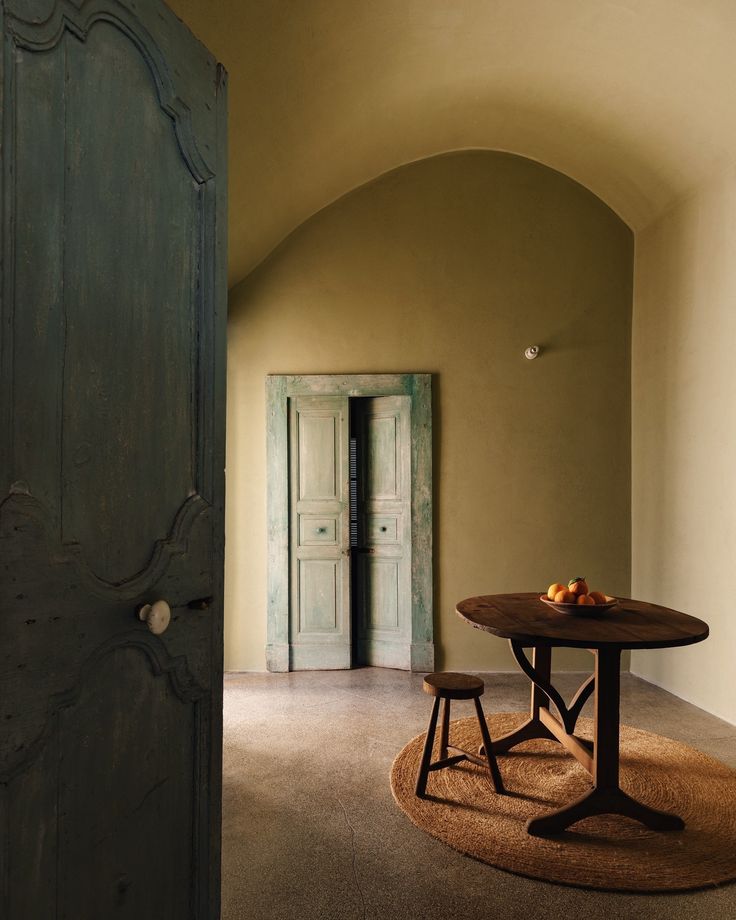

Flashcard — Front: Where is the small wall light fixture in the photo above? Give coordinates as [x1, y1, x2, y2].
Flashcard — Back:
[524, 345, 541, 360]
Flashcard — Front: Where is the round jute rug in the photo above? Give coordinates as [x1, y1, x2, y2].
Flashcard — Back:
[390, 712, 736, 892]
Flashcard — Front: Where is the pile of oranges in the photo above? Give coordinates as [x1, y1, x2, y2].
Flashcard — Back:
[547, 577, 607, 606]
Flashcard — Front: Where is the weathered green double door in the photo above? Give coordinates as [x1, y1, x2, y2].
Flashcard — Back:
[289, 396, 412, 669]
[0, 1, 226, 916]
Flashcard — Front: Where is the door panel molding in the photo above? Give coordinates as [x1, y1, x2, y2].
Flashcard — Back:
[3, 0, 221, 581]
[266, 374, 434, 672]
[5, 0, 215, 183]
[0, 489, 212, 603]
[1, 628, 207, 784]
[1, 635, 208, 917]
[62, 494, 212, 599]
[357, 556, 401, 630]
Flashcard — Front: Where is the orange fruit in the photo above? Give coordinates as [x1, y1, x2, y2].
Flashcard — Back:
[568, 577, 589, 596]
[589, 591, 607, 605]
[547, 582, 566, 600]
[577, 594, 595, 606]
[554, 589, 576, 604]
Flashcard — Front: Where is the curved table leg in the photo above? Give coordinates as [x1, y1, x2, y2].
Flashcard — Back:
[509, 642, 596, 735]
[490, 714, 557, 753]
[482, 643, 597, 757]
[480, 645, 558, 756]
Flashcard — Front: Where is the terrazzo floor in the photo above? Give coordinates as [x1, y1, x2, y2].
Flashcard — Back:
[222, 668, 736, 920]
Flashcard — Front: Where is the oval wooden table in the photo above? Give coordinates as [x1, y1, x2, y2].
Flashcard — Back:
[456, 592, 709, 837]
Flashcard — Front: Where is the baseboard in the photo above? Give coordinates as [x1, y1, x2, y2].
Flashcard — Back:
[265, 643, 289, 672]
[410, 641, 435, 672]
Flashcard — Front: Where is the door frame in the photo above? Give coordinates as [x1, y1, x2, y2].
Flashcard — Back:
[266, 373, 433, 672]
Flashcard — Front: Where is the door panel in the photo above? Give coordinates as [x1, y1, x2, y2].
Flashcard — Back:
[354, 397, 412, 669]
[298, 412, 340, 501]
[366, 514, 399, 543]
[299, 515, 338, 545]
[60, 20, 199, 584]
[365, 413, 401, 498]
[55, 644, 198, 919]
[7, 638, 202, 919]
[357, 557, 400, 629]
[299, 560, 340, 631]
[289, 397, 350, 669]
[0, 1, 226, 916]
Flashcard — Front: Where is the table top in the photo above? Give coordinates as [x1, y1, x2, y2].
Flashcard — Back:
[456, 592, 709, 650]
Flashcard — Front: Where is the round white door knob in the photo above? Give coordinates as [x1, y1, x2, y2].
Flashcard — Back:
[137, 599, 171, 635]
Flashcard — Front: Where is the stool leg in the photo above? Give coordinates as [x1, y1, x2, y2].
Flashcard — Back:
[474, 697, 505, 794]
[439, 697, 450, 760]
[415, 696, 441, 798]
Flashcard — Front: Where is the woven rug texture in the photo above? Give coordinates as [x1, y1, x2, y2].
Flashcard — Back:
[390, 712, 736, 892]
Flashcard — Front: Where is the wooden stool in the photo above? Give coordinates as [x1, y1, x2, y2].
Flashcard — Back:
[415, 672, 505, 798]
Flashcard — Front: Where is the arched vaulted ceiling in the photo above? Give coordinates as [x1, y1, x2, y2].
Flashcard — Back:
[167, 0, 736, 289]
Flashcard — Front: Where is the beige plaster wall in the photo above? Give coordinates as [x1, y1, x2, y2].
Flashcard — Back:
[631, 166, 736, 725]
[225, 150, 633, 672]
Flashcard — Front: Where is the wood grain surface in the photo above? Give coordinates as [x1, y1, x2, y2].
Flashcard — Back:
[1, 2, 227, 915]
[456, 592, 709, 650]
[423, 672, 484, 699]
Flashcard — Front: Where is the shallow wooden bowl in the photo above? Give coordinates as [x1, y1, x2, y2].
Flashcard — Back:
[539, 594, 617, 616]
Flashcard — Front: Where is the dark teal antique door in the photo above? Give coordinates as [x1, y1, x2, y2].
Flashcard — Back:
[0, 1, 227, 917]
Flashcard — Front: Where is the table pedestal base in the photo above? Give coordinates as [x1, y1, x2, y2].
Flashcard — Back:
[486, 642, 685, 837]
[526, 784, 685, 837]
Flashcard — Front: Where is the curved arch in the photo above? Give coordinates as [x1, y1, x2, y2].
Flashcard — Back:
[233, 146, 630, 292]
[232, 122, 653, 291]
[167, 0, 736, 287]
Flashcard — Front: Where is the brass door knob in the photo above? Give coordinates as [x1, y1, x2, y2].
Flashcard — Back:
[137, 599, 171, 635]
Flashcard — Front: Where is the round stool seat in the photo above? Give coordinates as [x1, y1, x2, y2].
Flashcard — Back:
[423, 672, 484, 700]
[415, 671, 504, 798]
